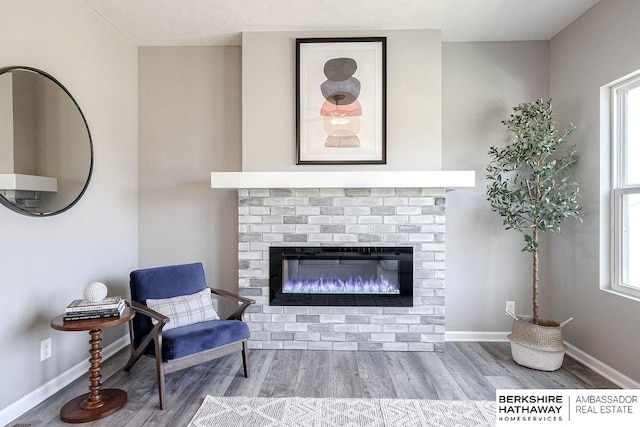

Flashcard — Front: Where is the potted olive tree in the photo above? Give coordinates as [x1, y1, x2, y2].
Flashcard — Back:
[486, 99, 584, 371]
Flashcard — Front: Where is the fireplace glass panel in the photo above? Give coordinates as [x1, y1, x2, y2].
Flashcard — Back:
[270, 246, 413, 307]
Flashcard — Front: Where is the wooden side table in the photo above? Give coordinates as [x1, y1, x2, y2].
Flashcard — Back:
[51, 307, 134, 423]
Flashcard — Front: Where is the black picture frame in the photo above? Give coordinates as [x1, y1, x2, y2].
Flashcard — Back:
[296, 37, 387, 165]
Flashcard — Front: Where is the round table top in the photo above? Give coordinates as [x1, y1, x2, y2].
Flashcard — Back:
[51, 307, 135, 331]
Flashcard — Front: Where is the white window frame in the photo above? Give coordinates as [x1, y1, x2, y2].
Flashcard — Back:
[611, 74, 640, 299]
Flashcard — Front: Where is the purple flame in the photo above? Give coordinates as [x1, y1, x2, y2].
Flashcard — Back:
[283, 276, 399, 294]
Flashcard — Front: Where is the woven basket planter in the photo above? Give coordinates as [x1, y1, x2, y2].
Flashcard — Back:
[507, 315, 570, 371]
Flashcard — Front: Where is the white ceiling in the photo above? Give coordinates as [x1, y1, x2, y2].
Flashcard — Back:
[82, 0, 600, 46]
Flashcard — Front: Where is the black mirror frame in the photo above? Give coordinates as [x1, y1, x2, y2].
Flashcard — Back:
[0, 66, 94, 217]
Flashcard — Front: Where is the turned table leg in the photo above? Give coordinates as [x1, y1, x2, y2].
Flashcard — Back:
[59, 328, 127, 423]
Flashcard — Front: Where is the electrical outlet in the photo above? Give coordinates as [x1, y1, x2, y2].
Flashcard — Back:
[41, 338, 51, 361]
[506, 301, 516, 314]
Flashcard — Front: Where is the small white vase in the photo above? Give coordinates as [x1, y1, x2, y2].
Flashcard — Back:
[83, 282, 108, 302]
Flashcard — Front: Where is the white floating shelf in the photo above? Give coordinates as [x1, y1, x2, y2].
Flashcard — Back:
[211, 171, 475, 189]
[0, 173, 58, 192]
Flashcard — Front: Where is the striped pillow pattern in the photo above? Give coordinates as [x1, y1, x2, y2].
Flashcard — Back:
[146, 288, 219, 331]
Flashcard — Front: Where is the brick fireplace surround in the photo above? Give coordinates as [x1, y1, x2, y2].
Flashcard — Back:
[236, 187, 446, 352]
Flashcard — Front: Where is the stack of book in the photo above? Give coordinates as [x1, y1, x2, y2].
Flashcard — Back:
[64, 296, 125, 321]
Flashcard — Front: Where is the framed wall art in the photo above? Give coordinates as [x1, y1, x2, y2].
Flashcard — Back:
[296, 37, 387, 165]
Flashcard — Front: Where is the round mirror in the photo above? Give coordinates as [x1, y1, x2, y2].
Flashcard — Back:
[0, 66, 93, 216]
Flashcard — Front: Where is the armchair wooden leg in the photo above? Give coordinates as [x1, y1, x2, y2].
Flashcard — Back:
[242, 341, 250, 378]
[154, 336, 167, 410]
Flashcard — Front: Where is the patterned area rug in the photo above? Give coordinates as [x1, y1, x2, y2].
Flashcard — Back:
[188, 396, 496, 427]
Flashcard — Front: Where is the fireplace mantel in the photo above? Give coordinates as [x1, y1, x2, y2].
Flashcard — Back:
[211, 170, 475, 189]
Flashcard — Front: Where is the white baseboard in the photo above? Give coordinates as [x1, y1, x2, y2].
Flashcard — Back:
[446, 330, 640, 389]
[0, 335, 130, 427]
[565, 342, 640, 389]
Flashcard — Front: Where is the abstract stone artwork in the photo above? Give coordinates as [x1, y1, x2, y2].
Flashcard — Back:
[296, 37, 386, 164]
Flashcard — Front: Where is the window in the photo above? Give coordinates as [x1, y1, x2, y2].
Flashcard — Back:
[611, 74, 640, 298]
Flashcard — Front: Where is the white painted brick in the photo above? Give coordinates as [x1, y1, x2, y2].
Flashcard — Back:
[249, 189, 270, 197]
[250, 314, 271, 322]
[345, 206, 371, 216]
[262, 305, 285, 314]
[333, 198, 358, 206]
[382, 342, 409, 351]
[249, 224, 272, 233]
[283, 323, 309, 332]
[250, 206, 271, 215]
[357, 197, 383, 206]
[357, 216, 383, 224]
[321, 332, 346, 341]
[309, 307, 336, 314]
[308, 341, 334, 350]
[284, 197, 310, 206]
[263, 323, 284, 332]
[271, 224, 296, 233]
[295, 332, 321, 341]
[383, 324, 409, 333]
[394, 315, 422, 324]
[319, 314, 346, 323]
[345, 225, 370, 233]
[262, 233, 285, 242]
[334, 342, 358, 351]
[409, 197, 434, 206]
[284, 341, 308, 350]
[421, 334, 445, 342]
[238, 189, 249, 197]
[238, 206, 250, 215]
[263, 341, 284, 349]
[263, 216, 284, 224]
[296, 206, 321, 215]
[295, 189, 321, 197]
[333, 307, 360, 314]
[396, 206, 422, 215]
[331, 215, 357, 224]
[250, 332, 271, 341]
[383, 233, 409, 242]
[370, 224, 396, 233]
[307, 216, 334, 224]
[295, 224, 321, 233]
[370, 315, 398, 324]
[248, 323, 263, 332]
[371, 188, 396, 196]
[283, 306, 311, 314]
[238, 269, 264, 278]
[333, 324, 359, 333]
[356, 307, 384, 314]
[409, 233, 434, 243]
[383, 215, 409, 224]
[272, 314, 296, 323]
[370, 333, 396, 342]
[308, 234, 333, 242]
[409, 215, 435, 224]
[409, 324, 435, 333]
[359, 324, 383, 333]
[421, 261, 445, 270]
[408, 342, 435, 351]
[383, 197, 408, 206]
[247, 341, 263, 349]
[333, 234, 358, 242]
[239, 215, 262, 224]
[320, 188, 345, 196]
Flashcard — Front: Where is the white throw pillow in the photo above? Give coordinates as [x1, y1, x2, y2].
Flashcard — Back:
[146, 288, 219, 331]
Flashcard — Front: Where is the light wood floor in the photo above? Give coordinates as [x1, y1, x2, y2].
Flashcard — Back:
[10, 343, 617, 426]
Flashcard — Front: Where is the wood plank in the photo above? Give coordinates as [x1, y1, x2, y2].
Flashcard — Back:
[409, 352, 468, 400]
[258, 350, 303, 397]
[224, 349, 276, 397]
[293, 350, 332, 397]
[437, 343, 497, 400]
[330, 351, 363, 398]
[383, 351, 439, 399]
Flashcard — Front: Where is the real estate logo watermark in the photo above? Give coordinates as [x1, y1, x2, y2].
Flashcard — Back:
[496, 389, 639, 426]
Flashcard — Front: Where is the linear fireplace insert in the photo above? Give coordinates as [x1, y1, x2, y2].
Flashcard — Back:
[269, 246, 413, 307]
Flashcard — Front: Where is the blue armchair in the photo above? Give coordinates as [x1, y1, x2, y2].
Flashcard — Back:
[124, 263, 254, 409]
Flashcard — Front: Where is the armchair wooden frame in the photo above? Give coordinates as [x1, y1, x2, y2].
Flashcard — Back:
[124, 288, 254, 409]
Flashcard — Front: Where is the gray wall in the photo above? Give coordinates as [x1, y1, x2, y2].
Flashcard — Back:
[0, 0, 138, 411]
[442, 41, 550, 333]
[138, 47, 241, 292]
[548, 0, 640, 382]
[242, 30, 442, 172]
